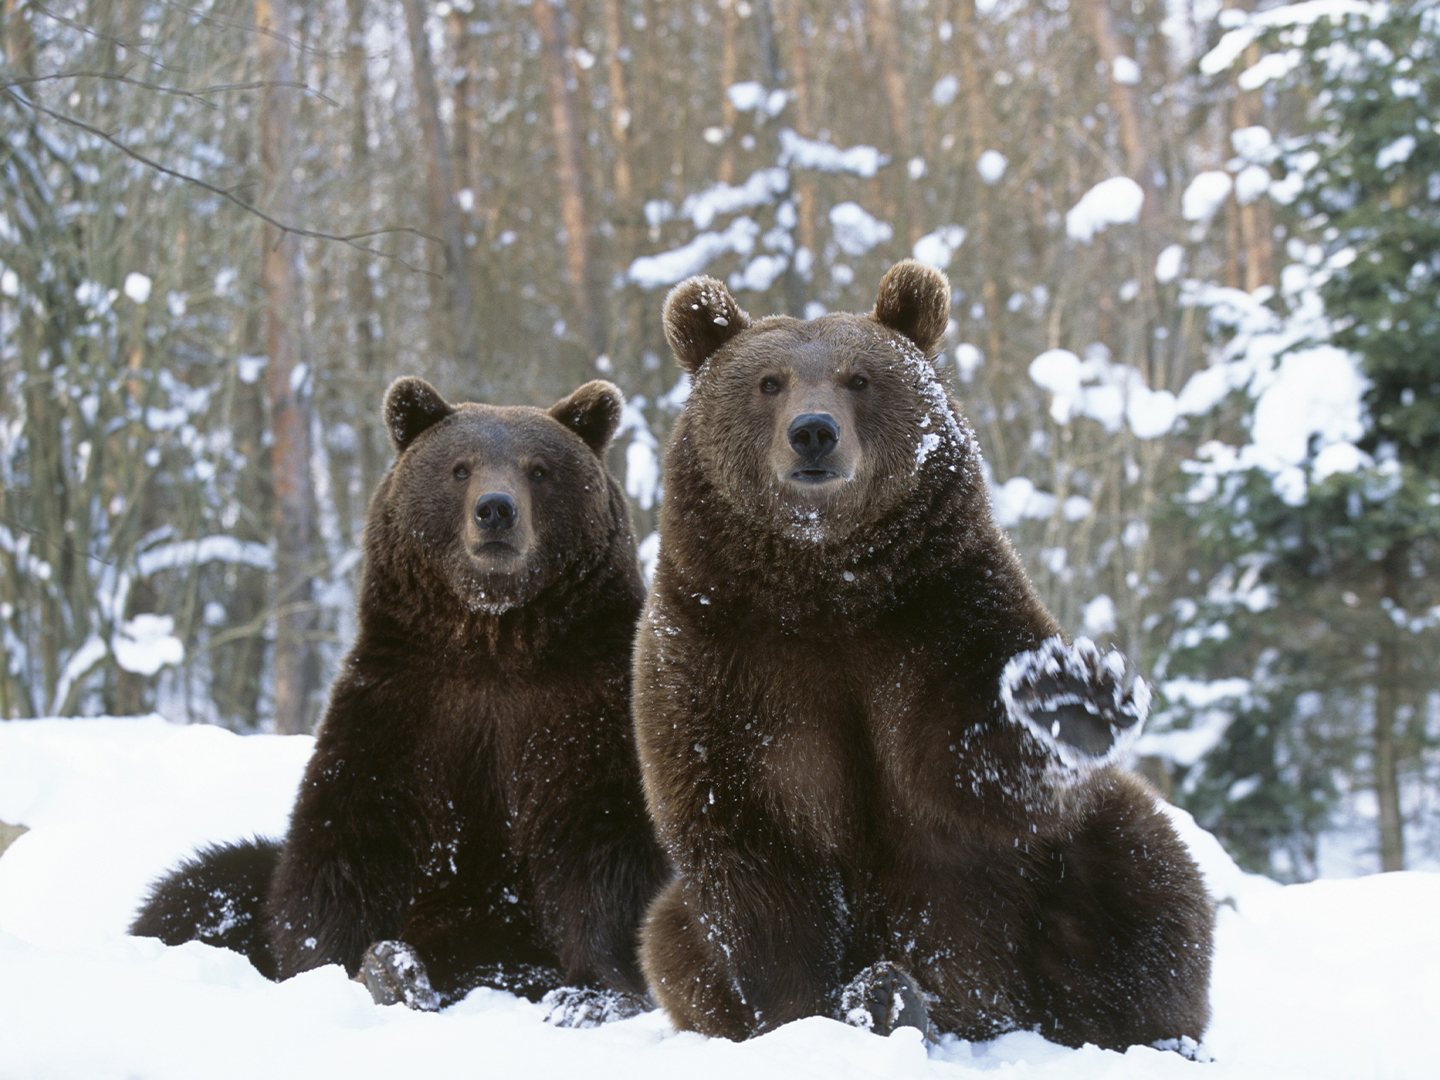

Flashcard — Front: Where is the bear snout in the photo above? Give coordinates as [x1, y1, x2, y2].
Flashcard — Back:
[474, 492, 518, 533]
[787, 413, 840, 463]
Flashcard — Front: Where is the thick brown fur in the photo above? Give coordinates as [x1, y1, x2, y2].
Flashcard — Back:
[135, 378, 667, 1008]
[634, 261, 1213, 1048]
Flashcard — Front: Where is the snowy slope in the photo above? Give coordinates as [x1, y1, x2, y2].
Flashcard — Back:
[1, 717, 1437, 1080]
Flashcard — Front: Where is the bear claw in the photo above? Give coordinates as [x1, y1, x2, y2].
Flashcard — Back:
[360, 940, 440, 1011]
[540, 986, 651, 1028]
[840, 961, 934, 1040]
[1000, 636, 1149, 771]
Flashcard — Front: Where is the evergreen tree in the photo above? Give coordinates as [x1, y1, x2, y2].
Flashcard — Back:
[1153, 0, 1440, 877]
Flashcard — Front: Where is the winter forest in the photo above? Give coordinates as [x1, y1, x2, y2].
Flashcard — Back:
[2, 0, 1438, 885]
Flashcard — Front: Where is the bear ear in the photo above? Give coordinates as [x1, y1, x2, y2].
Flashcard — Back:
[873, 259, 951, 358]
[550, 380, 625, 454]
[662, 276, 751, 373]
[383, 377, 454, 454]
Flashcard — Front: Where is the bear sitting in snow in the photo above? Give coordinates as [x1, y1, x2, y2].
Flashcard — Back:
[133, 377, 667, 1015]
[631, 261, 1213, 1048]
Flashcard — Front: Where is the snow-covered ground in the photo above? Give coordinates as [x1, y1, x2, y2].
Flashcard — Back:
[2, 716, 1437, 1080]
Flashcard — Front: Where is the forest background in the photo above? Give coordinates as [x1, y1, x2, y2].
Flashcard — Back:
[2, 0, 1438, 884]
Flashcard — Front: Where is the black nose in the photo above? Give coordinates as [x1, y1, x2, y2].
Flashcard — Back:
[474, 493, 517, 532]
[787, 413, 840, 461]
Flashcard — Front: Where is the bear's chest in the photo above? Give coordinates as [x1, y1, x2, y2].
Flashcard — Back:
[686, 622, 981, 856]
[682, 627, 878, 853]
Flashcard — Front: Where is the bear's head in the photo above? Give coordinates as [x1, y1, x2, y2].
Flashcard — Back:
[661, 260, 962, 543]
[374, 377, 627, 618]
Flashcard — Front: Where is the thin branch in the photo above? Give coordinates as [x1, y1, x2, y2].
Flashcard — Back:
[1, 70, 341, 111]
[4, 88, 441, 277]
[155, 0, 348, 63]
[33, 1, 355, 72]
[0, 513, 114, 567]
[32, 4, 173, 72]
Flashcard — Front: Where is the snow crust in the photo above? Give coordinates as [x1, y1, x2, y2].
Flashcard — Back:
[1028, 347, 1178, 438]
[1176, 279, 1375, 505]
[1200, 1, 1380, 77]
[627, 218, 761, 288]
[829, 203, 893, 257]
[136, 535, 275, 576]
[1181, 171, 1233, 222]
[111, 614, 184, 676]
[123, 272, 152, 304]
[2, 717, 1438, 1080]
[990, 476, 1058, 528]
[777, 129, 887, 178]
[1065, 176, 1144, 243]
[976, 150, 1008, 185]
[1154, 244, 1185, 284]
[1110, 56, 1142, 86]
[912, 225, 967, 270]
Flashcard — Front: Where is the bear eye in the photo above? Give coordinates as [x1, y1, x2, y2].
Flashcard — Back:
[452, 463, 470, 481]
[760, 375, 782, 395]
[528, 464, 548, 483]
[847, 373, 869, 391]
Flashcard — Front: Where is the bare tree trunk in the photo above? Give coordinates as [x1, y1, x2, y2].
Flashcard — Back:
[257, 0, 318, 735]
[603, 0, 634, 210]
[1080, 0, 1148, 182]
[778, 0, 818, 264]
[533, 0, 607, 358]
[401, 0, 478, 368]
[719, 0, 740, 185]
[346, 0, 381, 390]
[1216, 0, 1274, 294]
[1376, 545, 1408, 871]
[1231, 53, 1275, 292]
[867, 0, 919, 244]
[2, 0, 35, 70]
[1080, 0, 1165, 379]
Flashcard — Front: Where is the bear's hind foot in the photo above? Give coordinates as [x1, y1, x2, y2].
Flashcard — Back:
[840, 962, 934, 1040]
[360, 940, 440, 1011]
[1001, 636, 1149, 771]
[540, 986, 651, 1028]
[1151, 1036, 1213, 1062]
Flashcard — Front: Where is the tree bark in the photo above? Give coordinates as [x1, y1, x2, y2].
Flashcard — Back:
[1219, 0, 1274, 293]
[257, 0, 318, 735]
[719, 0, 740, 185]
[1, 0, 35, 71]
[867, 0, 920, 244]
[778, 0, 818, 264]
[401, 0, 478, 368]
[1375, 545, 1408, 871]
[603, 0, 634, 210]
[533, 0, 607, 358]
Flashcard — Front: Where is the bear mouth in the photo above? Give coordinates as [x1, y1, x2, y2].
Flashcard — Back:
[470, 539, 522, 561]
[787, 467, 850, 486]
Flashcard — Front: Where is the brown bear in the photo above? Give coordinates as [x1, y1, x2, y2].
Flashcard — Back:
[133, 377, 668, 1017]
[632, 261, 1213, 1050]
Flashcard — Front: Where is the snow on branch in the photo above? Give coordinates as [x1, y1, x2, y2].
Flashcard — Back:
[135, 537, 275, 577]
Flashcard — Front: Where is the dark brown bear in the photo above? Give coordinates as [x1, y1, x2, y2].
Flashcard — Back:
[133, 377, 668, 1017]
[633, 261, 1213, 1050]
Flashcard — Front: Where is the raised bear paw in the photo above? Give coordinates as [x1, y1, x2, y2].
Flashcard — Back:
[1000, 636, 1150, 772]
[539, 986, 650, 1028]
[359, 940, 440, 1011]
[840, 961, 934, 1040]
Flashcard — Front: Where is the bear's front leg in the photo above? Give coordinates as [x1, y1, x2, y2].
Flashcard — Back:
[1000, 636, 1149, 772]
[639, 857, 850, 1040]
[264, 785, 417, 982]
